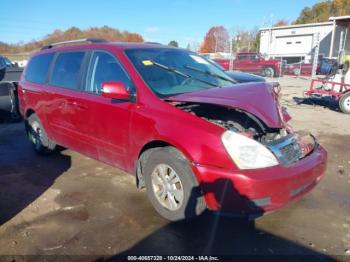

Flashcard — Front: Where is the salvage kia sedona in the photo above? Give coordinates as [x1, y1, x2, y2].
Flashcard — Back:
[18, 39, 327, 221]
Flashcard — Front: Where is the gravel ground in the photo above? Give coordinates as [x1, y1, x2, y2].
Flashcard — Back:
[0, 76, 349, 261]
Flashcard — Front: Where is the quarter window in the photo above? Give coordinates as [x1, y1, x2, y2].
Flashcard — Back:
[26, 53, 54, 84]
[86, 51, 131, 94]
[50, 52, 85, 89]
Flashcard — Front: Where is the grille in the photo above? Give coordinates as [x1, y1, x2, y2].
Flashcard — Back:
[279, 142, 302, 164]
[267, 135, 303, 165]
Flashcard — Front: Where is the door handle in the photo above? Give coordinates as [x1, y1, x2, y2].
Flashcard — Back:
[67, 101, 87, 110]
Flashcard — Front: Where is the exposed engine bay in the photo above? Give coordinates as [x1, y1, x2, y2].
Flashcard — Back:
[169, 101, 317, 165]
[172, 101, 288, 144]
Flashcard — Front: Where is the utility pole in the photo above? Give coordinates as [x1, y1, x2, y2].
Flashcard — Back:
[230, 35, 241, 71]
[229, 37, 234, 71]
[312, 32, 320, 79]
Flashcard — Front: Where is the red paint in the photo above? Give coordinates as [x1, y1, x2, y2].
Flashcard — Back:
[101, 81, 130, 100]
[213, 52, 283, 76]
[167, 82, 284, 128]
[306, 78, 350, 100]
[18, 43, 327, 215]
[285, 62, 320, 76]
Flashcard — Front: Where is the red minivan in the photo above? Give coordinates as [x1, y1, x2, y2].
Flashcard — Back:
[18, 39, 327, 221]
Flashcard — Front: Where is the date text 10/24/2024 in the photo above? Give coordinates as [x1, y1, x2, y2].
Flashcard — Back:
[127, 256, 219, 261]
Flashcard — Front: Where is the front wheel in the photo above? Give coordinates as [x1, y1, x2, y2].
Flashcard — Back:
[263, 67, 275, 78]
[26, 114, 56, 154]
[339, 92, 350, 114]
[143, 147, 206, 221]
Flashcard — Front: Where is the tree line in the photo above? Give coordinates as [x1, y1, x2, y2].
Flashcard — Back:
[0, 26, 143, 54]
[294, 0, 350, 24]
[199, 0, 349, 54]
[1, 0, 348, 55]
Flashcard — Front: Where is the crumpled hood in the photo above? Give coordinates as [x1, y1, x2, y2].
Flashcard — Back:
[166, 82, 284, 128]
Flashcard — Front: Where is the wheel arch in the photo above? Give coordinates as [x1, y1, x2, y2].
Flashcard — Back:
[25, 108, 36, 119]
[135, 139, 192, 189]
[262, 65, 276, 76]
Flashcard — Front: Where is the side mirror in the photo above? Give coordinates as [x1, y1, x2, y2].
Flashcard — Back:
[101, 81, 130, 101]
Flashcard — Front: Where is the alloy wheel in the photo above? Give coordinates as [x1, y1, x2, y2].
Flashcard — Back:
[151, 163, 184, 211]
[343, 96, 350, 112]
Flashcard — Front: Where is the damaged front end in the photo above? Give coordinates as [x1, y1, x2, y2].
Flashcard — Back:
[169, 101, 317, 168]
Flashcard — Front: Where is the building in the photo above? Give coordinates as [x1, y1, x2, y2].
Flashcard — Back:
[259, 16, 350, 64]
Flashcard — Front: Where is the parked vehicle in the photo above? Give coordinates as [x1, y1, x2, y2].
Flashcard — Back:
[284, 61, 321, 76]
[0, 55, 23, 120]
[214, 53, 283, 77]
[19, 39, 327, 221]
[206, 57, 265, 83]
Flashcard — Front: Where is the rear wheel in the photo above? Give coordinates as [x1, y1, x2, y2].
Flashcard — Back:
[26, 114, 56, 154]
[293, 68, 301, 75]
[263, 67, 275, 77]
[143, 147, 206, 221]
[339, 92, 350, 114]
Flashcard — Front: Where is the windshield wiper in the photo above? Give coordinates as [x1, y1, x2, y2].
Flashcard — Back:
[184, 65, 237, 85]
[150, 61, 217, 87]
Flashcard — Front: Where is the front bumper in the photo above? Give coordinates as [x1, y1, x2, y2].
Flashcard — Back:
[192, 145, 327, 216]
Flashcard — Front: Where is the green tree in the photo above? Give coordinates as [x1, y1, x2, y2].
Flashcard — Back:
[168, 40, 179, 47]
[293, 0, 350, 24]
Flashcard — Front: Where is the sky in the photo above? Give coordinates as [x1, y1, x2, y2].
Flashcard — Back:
[1, 0, 321, 48]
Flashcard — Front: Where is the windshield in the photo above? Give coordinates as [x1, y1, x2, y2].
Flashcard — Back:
[125, 48, 234, 97]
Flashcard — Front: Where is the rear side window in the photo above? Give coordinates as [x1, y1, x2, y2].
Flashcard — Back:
[85, 51, 131, 94]
[50, 52, 85, 89]
[26, 53, 54, 84]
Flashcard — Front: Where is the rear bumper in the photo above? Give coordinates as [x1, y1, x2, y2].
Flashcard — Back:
[192, 145, 327, 215]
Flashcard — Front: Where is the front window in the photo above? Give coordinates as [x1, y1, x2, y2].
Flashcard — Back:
[86, 51, 131, 94]
[125, 48, 233, 97]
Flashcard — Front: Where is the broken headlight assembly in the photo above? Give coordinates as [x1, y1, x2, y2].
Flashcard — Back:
[221, 130, 279, 169]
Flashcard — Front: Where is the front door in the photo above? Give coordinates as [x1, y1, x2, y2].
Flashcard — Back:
[80, 50, 135, 168]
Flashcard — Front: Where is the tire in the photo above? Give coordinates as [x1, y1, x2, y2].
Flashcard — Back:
[339, 92, 350, 114]
[263, 67, 275, 78]
[293, 68, 301, 75]
[26, 113, 56, 154]
[344, 61, 349, 73]
[8, 83, 21, 121]
[143, 147, 206, 221]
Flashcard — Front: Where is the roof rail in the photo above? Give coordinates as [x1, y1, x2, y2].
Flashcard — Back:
[144, 42, 162, 45]
[41, 38, 107, 50]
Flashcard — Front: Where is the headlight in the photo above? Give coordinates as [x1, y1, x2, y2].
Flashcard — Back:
[221, 130, 279, 169]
